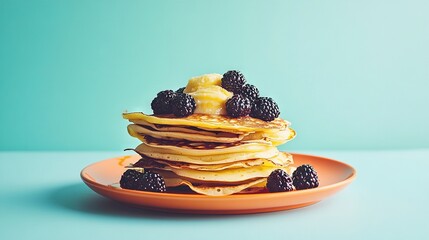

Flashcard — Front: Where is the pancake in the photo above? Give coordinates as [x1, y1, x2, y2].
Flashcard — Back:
[145, 164, 294, 183]
[135, 143, 280, 165]
[123, 112, 288, 133]
[140, 165, 296, 185]
[163, 178, 266, 196]
[242, 128, 296, 146]
[131, 152, 293, 171]
[140, 137, 273, 156]
[127, 124, 246, 143]
[127, 124, 295, 146]
[132, 120, 248, 135]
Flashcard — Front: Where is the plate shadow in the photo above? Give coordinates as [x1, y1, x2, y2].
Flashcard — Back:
[48, 183, 248, 219]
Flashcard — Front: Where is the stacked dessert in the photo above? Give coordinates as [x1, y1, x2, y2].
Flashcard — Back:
[120, 71, 318, 196]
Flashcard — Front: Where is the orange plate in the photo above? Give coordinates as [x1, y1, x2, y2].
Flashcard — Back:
[81, 153, 356, 214]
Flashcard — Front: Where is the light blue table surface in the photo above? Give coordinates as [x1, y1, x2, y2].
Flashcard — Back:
[1, 150, 428, 239]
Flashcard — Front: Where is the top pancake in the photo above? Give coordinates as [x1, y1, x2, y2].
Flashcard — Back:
[123, 112, 289, 133]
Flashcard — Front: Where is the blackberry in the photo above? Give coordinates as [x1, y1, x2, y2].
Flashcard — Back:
[292, 164, 319, 190]
[239, 84, 259, 102]
[140, 171, 167, 192]
[221, 70, 246, 93]
[119, 169, 167, 192]
[171, 93, 196, 117]
[176, 87, 186, 93]
[120, 169, 144, 190]
[151, 90, 176, 114]
[226, 95, 251, 118]
[266, 169, 294, 192]
[250, 97, 280, 121]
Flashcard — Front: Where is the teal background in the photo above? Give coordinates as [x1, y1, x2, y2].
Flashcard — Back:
[1, 0, 428, 151]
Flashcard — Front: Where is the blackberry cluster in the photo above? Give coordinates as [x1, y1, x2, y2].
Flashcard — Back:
[119, 169, 166, 192]
[221, 70, 280, 121]
[226, 95, 252, 118]
[171, 93, 196, 117]
[250, 97, 280, 122]
[151, 70, 283, 121]
[292, 164, 319, 190]
[151, 90, 196, 117]
[221, 70, 246, 93]
[266, 169, 294, 192]
[151, 90, 176, 114]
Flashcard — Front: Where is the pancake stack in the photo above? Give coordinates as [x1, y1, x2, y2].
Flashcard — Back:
[123, 112, 296, 196]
